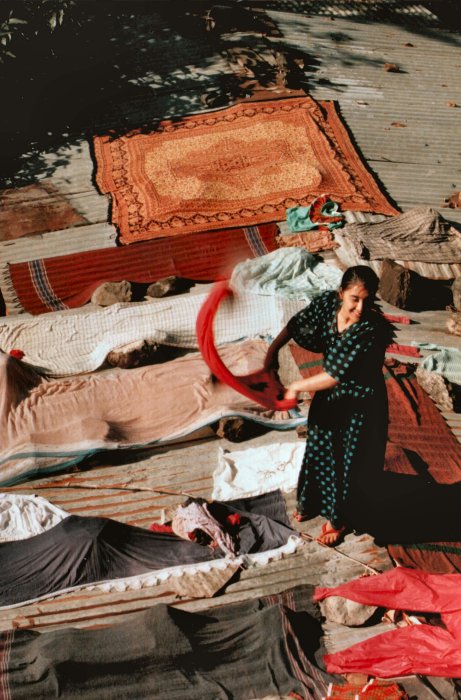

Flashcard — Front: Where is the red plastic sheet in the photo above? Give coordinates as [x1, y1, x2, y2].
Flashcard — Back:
[315, 567, 461, 677]
[196, 282, 297, 412]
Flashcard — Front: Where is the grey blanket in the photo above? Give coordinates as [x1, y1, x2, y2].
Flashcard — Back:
[0, 585, 332, 699]
[0, 491, 295, 607]
[343, 207, 461, 262]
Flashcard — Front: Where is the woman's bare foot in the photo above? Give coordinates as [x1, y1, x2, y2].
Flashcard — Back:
[316, 521, 346, 547]
[292, 510, 308, 523]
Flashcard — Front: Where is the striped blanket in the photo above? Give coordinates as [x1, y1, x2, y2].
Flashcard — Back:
[0, 290, 303, 376]
[7, 224, 278, 315]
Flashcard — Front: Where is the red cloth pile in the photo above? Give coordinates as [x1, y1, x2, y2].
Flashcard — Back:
[315, 567, 461, 678]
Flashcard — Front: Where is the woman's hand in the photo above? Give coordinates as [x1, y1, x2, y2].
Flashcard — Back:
[284, 383, 299, 401]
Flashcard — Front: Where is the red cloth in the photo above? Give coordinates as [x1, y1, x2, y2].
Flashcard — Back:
[196, 282, 297, 411]
[315, 567, 461, 677]
[8, 224, 279, 314]
[148, 523, 173, 534]
[383, 314, 411, 325]
[326, 679, 408, 699]
[385, 343, 421, 358]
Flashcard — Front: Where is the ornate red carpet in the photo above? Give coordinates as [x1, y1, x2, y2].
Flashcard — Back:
[93, 97, 398, 244]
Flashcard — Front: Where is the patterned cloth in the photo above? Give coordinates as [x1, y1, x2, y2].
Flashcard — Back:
[277, 228, 338, 253]
[286, 194, 344, 233]
[324, 679, 408, 699]
[93, 96, 398, 244]
[171, 500, 237, 556]
[287, 291, 392, 528]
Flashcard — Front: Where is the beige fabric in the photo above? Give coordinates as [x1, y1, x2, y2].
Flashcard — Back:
[0, 340, 301, 485]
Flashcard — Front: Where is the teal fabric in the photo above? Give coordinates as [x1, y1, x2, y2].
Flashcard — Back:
[421, 346, 461, 386]
[286, 200, 344, 233]
[230, 247, 342, 301]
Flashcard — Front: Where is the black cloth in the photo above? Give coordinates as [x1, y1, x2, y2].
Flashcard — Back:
[0, 491, 294, 607]
[0, 585, 332, 700]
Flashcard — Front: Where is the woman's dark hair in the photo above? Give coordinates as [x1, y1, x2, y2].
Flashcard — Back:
[340, 265, 379, 300]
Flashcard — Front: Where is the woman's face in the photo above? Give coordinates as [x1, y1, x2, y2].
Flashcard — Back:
[339, 283, 370, 322]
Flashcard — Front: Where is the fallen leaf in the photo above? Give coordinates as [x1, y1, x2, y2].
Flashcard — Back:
[384, 62, 400, 72]
[390, 121, 407, 128]
[447, 101, 459, 108]
[403, 42, 414, 47]
[444, 191, 461, 209]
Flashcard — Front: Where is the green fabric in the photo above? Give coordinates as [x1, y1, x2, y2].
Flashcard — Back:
[286, 200, 344, 233]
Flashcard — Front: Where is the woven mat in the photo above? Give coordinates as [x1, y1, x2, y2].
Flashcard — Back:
[93, 97, 398, 244]
[8, 223, 278, 315]
[291, 347, 461, 573]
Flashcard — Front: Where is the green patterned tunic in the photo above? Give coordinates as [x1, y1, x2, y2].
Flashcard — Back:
[287, 290, 392, 529]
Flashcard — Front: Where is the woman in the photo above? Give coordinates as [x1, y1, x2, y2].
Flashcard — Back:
[264, 265, 393, 546]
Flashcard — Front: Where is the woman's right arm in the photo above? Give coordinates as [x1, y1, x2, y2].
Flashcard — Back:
[263, 325, 291, 371]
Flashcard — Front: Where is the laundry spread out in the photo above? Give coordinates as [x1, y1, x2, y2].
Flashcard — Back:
[0, 290, 303, 376]
[286, 194, 345, 233]
[230, 247, 343, 300]
[8, 223, 279, 315]
[0, 493, 68, 542]
[0, 342, 304, 486]
[0, 491, 296, 608]
[212, 442, 304, 501]
[0, 585, 331, 699]
[315, 567, 461, 678]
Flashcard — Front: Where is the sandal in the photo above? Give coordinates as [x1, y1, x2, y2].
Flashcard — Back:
[316, 522, 346, 547]
[292, 510, 308, 523]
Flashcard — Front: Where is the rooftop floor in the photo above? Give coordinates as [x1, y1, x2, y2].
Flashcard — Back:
[0, 3, 460, 697]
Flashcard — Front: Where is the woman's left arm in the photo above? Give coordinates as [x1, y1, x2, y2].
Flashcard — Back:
[284, 370, 338, 400]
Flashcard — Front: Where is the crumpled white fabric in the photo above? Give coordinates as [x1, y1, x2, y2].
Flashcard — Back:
[0, 493, 68, 541]
[212, 442, 304, 501]
[230, 247, 342, 301]
[171, 500, 237, 557]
